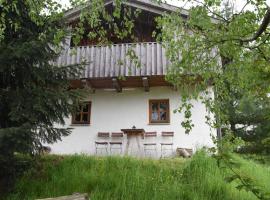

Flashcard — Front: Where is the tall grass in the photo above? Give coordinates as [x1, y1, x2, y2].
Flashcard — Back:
[5, 152, 270, 200]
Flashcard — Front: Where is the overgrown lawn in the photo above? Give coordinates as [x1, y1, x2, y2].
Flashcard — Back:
[5, 152, 270, 200]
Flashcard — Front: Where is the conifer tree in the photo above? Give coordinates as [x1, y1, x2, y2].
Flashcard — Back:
[0, 0, 83, 189]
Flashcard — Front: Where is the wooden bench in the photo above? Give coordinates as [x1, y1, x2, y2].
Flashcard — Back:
[36, 193, 89, 200]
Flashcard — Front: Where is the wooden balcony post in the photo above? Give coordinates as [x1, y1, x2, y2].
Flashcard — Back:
[142, 77, 149, 92]
[81, 79, 95, 93]
[112, 78, 122, 92]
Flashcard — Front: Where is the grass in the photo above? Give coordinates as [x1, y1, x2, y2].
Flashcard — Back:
[242, 153, 270, 166]
[5, 152, 270, 200]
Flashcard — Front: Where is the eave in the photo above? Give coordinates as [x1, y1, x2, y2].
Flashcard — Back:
[64, 0, 189, 23]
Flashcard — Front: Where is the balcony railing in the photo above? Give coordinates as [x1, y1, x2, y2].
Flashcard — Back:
[56, 42, 169, 78]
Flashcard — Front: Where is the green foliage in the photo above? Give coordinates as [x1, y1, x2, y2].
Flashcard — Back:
[227, 95, 270, 154]
[1, 0, 270, 198]
[213, 133, 270, 200]
[0, 0, 84, 192]
[6, 152, 270, 200]
[219, 153, 270, 200]
[68, 0, 142, 79]
[69, 0, 140, 46]
[156, 0, 270, 133]
[154, 2, 270, 198]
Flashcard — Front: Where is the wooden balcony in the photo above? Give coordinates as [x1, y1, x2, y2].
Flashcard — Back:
[56, 42, 171, 91]
[57, 42, 169, 78]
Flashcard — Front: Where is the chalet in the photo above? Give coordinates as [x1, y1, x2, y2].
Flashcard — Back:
[49, 0, 215, 158]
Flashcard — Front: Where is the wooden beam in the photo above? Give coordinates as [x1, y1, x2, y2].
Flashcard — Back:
[81, 79, 95, 93]
[112, 78, 122, 92]
[142, 77, 149, 92]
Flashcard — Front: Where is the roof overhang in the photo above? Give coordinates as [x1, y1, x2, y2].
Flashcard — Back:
[64, 0, 189, 23]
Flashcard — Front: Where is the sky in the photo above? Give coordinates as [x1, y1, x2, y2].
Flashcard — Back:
[58, 0, 270, 12]
[167, 0, 270, 11]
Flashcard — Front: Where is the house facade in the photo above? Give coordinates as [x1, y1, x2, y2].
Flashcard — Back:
[49, 0, 215, 157]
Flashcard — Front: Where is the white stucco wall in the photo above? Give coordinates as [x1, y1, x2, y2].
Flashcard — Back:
[50, 86, 215, 157]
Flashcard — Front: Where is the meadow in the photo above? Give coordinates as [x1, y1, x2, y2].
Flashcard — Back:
[5, 152, 270, 200]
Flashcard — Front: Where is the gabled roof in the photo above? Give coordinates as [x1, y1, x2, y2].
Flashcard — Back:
[65, 0, 189, 22]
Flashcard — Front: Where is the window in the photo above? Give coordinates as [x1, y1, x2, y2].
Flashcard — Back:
[72, 102, 91, 124]
[149, 99, 170, 123]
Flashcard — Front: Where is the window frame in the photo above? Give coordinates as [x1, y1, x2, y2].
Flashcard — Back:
[149, 99, 170, 124]
[71, 101, 91, 125]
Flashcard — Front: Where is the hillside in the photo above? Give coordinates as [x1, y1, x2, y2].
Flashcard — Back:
[5, 152, 270, 200]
